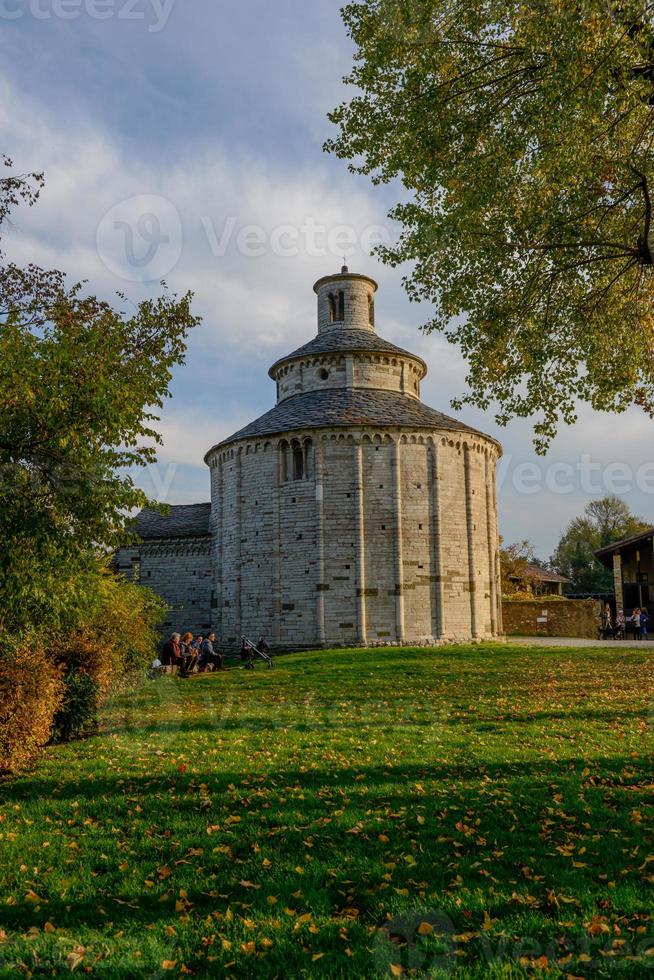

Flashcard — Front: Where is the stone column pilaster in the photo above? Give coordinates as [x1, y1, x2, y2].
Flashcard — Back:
[492, 464, 503, 635]
[429, 442, 445, 638]
[463, 445, 479, 638]
[214, 459, 223, 638]
[613, 553, 624, 616]
[354, 441, 368, 645]
[345, 355, 354, 388]
[272, 445, 282, 644]
[315, 439, 326, 645]
[391, 438, 406, 644]
[234, 448, 242, 639]
[485, 452, 498, 636]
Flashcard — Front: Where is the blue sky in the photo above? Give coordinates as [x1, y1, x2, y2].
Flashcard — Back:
[3, 0, 654, 557]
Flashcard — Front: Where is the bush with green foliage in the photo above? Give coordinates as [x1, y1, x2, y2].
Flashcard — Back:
[48, 563, 167, 745]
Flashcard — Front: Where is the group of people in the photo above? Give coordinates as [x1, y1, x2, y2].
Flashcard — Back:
[158, 631, 223, 677]
[154, 632, 273, 677]
[600, 604, 650, 640]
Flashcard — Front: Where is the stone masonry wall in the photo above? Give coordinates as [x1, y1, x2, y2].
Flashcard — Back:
[114, 537, 213, 636]
[274, 353, 423, 402]
[208, 429, 501, 649]
[502, 598, 601, 638]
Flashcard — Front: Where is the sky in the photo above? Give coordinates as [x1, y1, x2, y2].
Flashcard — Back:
[3, 0, 654, 558]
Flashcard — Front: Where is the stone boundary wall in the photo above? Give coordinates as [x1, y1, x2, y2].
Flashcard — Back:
[502, 598, 601, 638]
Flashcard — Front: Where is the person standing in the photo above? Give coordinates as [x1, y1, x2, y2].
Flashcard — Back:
[641, 608, 650, 641]
[632, 608, 641, 640]
[600, 603, 613, 639]
[615, 610, 626, 640]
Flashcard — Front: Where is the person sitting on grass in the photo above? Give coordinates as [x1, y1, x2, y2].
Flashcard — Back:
[179, 632, 198, 677]
[200, 632, 223, 671]
[161, 632, 183, 673]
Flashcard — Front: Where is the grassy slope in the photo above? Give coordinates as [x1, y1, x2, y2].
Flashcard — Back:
[0, 644, 653, 978]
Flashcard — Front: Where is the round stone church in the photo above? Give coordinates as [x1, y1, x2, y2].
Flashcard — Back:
[202, 267, 503, 647]
[116, 267, 503, 646]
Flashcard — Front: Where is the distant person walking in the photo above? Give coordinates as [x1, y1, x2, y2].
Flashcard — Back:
[641, 608, 649, 641]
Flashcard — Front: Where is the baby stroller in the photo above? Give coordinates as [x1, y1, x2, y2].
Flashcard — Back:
[240, 635, 275, 669]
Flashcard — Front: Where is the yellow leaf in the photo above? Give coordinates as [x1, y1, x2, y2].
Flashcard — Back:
[417, 921, 433, 935]
[312, 953, 325, 962]
[390, 964, 404, 977]
[161, 960, 177, 970]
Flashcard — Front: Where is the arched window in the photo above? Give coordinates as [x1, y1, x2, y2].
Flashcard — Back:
[337, 290, 345, 321]
[368, 293, 375, 326]
[279, 440, 289, 483]
[280, 437, 313, 482]
[328, 293, 336, 323]
[292, 439, 304, 481]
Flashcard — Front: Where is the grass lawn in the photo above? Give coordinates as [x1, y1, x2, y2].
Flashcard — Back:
[1, 643, 653, 978]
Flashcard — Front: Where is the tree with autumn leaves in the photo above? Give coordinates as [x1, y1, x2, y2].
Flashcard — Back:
[0, 156, 200, 769]
[327, 0, 654, 451]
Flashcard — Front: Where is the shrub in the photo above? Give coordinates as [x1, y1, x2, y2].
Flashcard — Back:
[49, 566, 167, 742]
[0, 633, 63, 774]
[52, 669, 100, 743]
[50, 631, 108, 743]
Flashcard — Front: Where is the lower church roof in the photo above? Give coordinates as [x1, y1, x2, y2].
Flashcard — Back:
[135, 502, 211, 540]
[206, 388, 497, 458]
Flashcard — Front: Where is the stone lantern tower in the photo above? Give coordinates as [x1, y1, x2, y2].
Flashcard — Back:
[204, 267, 503, 648]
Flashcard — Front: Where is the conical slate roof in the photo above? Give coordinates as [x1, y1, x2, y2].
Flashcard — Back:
[206, 388, 492, 456]
[268, 328, 426, 377]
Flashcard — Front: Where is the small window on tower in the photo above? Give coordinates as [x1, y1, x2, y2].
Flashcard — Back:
[368, 293, 375, 326]
[328, 293, 336, 323]
[337, 290, 345, 321]
[319, 368, 329, 381]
